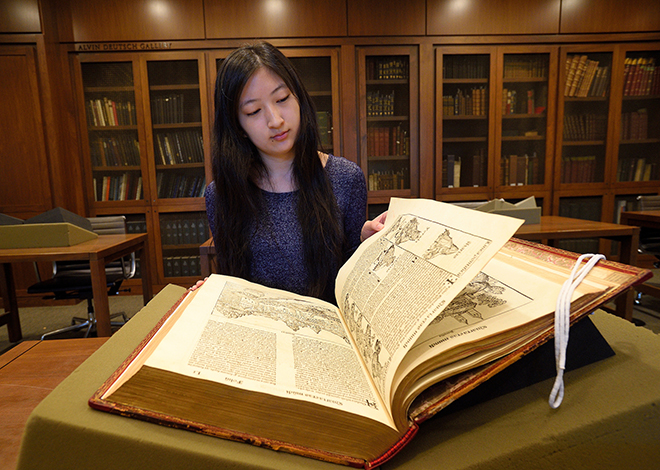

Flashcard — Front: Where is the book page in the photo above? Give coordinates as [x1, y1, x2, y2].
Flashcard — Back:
[335, 198, 523, 405]
[391, 242, 611, 406]
[144, 275, 395, 429]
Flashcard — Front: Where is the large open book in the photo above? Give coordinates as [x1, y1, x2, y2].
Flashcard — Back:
[89, 198, 650, 468]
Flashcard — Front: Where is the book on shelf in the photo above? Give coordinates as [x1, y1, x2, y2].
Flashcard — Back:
[89, 197, 650, 468]
[503, 56, 547, 79]
[156, 172, 206, 199]
[369, 58, 408, 80]
[86, 97, 136, 127]
[564, 54, 582, 96]
[446, 87, 486, 116]
[624, 57, 659, 96]
[367, 170, 406, 191]
[155, 132, 204, 165]
[575, 59, 599, 97]
[621, 108, 649, 141]
[564, 55, 610, 98]
[590, 66, 610, 98]
[150, 93, 186, 124]
[501, 153, 540, 186]
[367, 125, 409, 158]
[617, 157, 656, 182]
[562, 155, 597, 183]
[563, 113, 607, 141]
[90, 135, 140, 167]
[93, 173, 142, 201]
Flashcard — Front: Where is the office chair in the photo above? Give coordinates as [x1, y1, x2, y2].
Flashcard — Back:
[633, 195, 660, 267]
[28, 216, 136, 339]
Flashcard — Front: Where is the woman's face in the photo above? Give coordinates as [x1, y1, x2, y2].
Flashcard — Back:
[237, 67, 301, 162]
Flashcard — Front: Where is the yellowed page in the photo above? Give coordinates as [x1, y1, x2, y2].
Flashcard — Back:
[334, 198, 523, 406]
[143, 274, 395, 429]
[391, 243, 611, 405]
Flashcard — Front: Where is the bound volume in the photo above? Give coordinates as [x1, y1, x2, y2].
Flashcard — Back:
[89, 198, 649, 468]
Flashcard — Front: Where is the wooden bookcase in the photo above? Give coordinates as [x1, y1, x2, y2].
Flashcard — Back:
[357, 45, 419, 215]
[494, 46, 558, 213]
[553, 42, 660, 255]
[72, 47, 342, 291]
[436, 46, 495, 204]
[435, 46, 557, 213]
[612, 42, 660, 215]
[73, 52, 211, 290]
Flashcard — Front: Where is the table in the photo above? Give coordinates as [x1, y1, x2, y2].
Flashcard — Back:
[620, 209, 660, 230]
[199, 216, 640, 320]
[0, 338, 108, 470]
[14, 285, 660, 470]
[0, 234, 152, 341]
[620, 209, 660, 298]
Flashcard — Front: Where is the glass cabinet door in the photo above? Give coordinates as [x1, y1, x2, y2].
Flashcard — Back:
[438, 51, 491, 193]
[81, 61, 144, 203]
[558, 50, 613, 186]
[288, 54, 338, 153]
[145, 58, 206, 200]
[210, 48, 341, 158]
[499, 52, 551, 188]
[359, 47, 418, 200]
[159, 211, 208, 280]
[616, 48, 660, 184]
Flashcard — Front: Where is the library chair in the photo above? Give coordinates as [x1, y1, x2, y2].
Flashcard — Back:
[633, 195, 660, 266]
[28, 216, 136, 339]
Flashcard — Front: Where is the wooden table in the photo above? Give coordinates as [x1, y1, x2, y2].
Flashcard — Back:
[0, 338, 108, 470]
[0, 234, 152, 342]
[620, 209, 660, 298]
[199, 216, 640, 320]
[620, 209, 660, 230]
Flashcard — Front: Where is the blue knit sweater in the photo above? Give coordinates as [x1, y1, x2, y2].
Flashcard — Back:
[205, 154, 367, 302]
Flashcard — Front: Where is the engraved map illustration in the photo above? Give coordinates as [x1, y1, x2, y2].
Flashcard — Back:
[340, 213, 495, 395]
[212, 281, 351, 344]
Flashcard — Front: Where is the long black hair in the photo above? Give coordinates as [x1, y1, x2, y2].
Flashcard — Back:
[211, 41, 343, 300]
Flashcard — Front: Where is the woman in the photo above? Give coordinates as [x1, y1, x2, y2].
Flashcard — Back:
[205, 42, 384, 303]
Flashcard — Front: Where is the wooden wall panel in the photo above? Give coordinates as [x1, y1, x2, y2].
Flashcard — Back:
[427, 0, 560, 36]
[66, 0, 205, 42]
[0, 0, 40, 33]
[0, 47, 52, 216]
[347, 0, 425, 36]
[560, 0, 660, 33]
[205, 0, 347, 38]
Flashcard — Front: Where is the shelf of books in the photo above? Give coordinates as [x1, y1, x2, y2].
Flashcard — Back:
[496, 49, 556, 198]
[556, 49, 614, 189]
[145, 58, 207, 201]
[359, 46, 419, 204]
[80, 60, 146, 204]
[615, 46, 660, 186]
[436, 48, 492, 201]
[157, 211, 208, 281]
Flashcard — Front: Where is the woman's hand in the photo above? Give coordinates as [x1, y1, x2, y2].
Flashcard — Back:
[188, 277, 209, 291]
[361, 211, 387, 242]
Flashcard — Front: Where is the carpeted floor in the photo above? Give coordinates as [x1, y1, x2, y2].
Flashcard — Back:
[0, 294, 146, 355]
